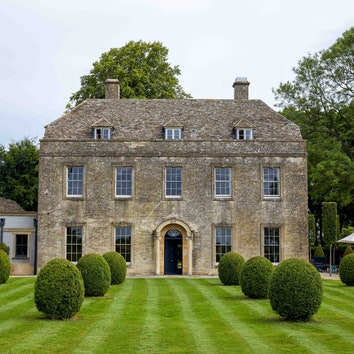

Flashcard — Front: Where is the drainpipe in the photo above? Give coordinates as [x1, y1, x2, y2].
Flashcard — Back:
[0, 218, 5, 243]
[33, 218, 38, 275]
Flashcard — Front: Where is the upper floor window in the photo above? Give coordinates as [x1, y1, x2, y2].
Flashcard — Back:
[236, 128, 253, 140]
[165, 167, 182, 198]
[263, 167, 280, 197]
[115, 226, 131, 263]
[215, 227, 232, 263]
[94, 127, 112, 140]
[264, 227, 280, 263]
[116, 167, 132, 197]
[165, 127, 182, 140]
[66, 226, 83, 262]
[67, 166, 84, 197]
[215, 167, 231, 198]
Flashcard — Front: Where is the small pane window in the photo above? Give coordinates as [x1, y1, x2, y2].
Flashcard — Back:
[15, 234, 28, 258]
[67, 166, 84, 197]
[215, 168, 231, 197]
[94, 128, 112, 140]
[66, 226, 82, 262]
[263, 167, 280, 197]
[236, 129, 253, 140]
[165, 128, 182, 140]
[115, 226, 131, 263]
[264, 227, 280, 263]
[116, 167, 132, 197]
[215, 227, 232, 263]
[165, 167, 182, 197]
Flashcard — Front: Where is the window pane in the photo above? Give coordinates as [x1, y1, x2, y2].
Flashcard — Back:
[263, 168, 280, 196]
[115, 226, 131, 262]
[67, 166, 84, 196]
[166, 167, 182, 197]
[116, 167, 132, 196]
[66, 226, 83, 262]
[165, 128, 182, 140]
[215, 227, 232, 262]
[215, 168, 231, 197]
[15, 234, 28, 258]
[264, 227, 280, 263]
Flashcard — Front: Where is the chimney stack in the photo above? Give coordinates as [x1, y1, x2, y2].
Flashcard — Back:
[105, 79, 120, 99]
[232, 77, 250, 100]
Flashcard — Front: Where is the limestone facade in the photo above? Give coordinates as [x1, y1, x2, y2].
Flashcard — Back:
[38, 79, 308, 275]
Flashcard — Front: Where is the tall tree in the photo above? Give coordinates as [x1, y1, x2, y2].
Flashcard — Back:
[67, 40, 191, 110]
[0, 138, 39, 211]
[273, 27, 354, 225]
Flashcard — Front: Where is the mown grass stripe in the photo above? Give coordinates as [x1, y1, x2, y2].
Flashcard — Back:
[167, 278, 215, 353]
[190, 278, 270, 353]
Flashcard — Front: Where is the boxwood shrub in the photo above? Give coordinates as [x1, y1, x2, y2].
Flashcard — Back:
[77, 253, 111, 296]
[269, 258, 322, 321]
[103, 252, 126, 285]
[240, 256, 274, 298]
[339, 253, 354, 286]
[0, 250, 11, 284]
[0, 242, 10, 255]
[218, 252, 245, 285]
[34, 258, 84, 319]
[343, 246, 353, 257]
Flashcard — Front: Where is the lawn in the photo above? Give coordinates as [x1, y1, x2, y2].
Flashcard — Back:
[1, 277, 354, 353]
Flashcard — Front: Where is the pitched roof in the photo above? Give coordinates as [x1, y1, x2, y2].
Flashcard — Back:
[43, 99, 303, 141]
[0, 197, 25, 213]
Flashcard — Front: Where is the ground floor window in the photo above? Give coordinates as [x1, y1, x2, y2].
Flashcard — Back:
[115, 226, 131, 263]
[264, 227, 280, 263]
[215, 227, 232, 263]
[15, 234, 28, 258]
[66, 226, 82, 262]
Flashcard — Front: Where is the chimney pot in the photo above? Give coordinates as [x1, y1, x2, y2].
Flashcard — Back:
[232, 77, 250, 100]
[105, 79, 120, 99]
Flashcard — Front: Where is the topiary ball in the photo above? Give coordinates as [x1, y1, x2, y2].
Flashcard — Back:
[0, 242, 10, 255]
[339, 253, 354, 286]
[269, 258, 322, 321]
[103, 252, 126, 285]
[34, 258, 84, 319]
[218, 252, 245, 285]
[0, 250, 11, 284]
[240, 256, 274, 298]
[77, 253, 111, 296]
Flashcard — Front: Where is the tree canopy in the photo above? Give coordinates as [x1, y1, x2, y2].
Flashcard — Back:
[273, 27, 354, 226]
[67, 40, 191, 110]
[0, 138, 39, 211]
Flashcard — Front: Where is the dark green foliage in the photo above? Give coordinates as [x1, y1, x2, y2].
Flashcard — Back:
[240, 256, 274, 298]
[339, 254, 354, 286]
[0, 242, 10, 255]
[269, 258, 323, 321]
[77, 253, 111, 296]
[314, 245, 325, 257]
[34, 258, 84, 319]
[343, 246, 354, 257]
[322, 202, 338, 246]
[308, 214, 316, 245]
[103, 252, 126, 285]
[0, 250, 11, 284]
[218, 252, 245, 285]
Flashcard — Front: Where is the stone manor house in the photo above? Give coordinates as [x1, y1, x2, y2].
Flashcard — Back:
[37, 78, 308, 276]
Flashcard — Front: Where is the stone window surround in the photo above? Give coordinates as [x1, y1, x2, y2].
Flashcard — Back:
[213, 223, 234, 265]
[262, 166, 281, 199]
[164, 166, 183, 199]
[115, 166, 133, 198]
[65, 224, 85, 263]
[214, 167, 232, 199]
[8, 229, 33, 259]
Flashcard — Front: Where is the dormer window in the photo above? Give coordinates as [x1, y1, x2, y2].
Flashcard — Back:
[165, 127, 182, 140]
[234, 119, 254, 141]
[94, 127, 112, 140]
[92, 117, 114, 140]
[236, 128, 253, 140]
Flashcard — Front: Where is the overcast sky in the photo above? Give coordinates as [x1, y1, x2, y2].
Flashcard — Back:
[0, 0, 353, 148]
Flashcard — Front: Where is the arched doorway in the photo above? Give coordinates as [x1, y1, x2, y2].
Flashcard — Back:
[164, 228, 182, 275]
